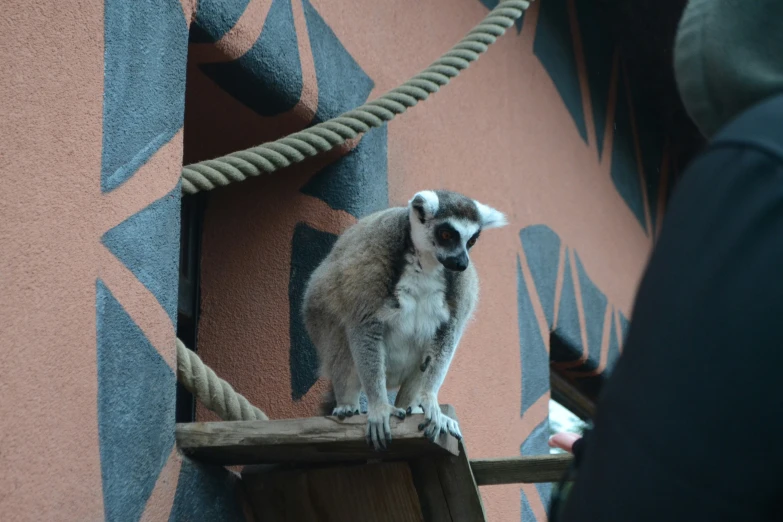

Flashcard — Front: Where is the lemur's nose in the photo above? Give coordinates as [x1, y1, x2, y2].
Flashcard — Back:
[442, 252, 468, 272]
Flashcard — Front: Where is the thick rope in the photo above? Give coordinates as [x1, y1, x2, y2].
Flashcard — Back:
[176, 338, 269, 421]
[180, 0, 531, 194]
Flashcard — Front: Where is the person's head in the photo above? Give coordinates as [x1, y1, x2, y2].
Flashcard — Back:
[674, 0, 783, 138]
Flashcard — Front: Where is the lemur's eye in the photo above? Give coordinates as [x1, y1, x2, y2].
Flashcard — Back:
[467, 237, 477, 248]
[440, 230, 451, 241]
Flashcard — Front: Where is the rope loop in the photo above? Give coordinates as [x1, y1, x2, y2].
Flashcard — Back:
[176, 338, 269, 422]
[180, 0, 531, 195]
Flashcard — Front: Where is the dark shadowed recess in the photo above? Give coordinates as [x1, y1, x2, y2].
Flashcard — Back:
[596, 0, 705, 181]
[176, 192, 208, 423]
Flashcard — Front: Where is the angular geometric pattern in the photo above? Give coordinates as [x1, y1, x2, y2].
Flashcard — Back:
[573, 0, 615, 161]
[517, 223, 637, 519]
[287, 4, 388, 400]
[517, 256, 551, 415]
[486, 0, 672, 236]
[296, 0, 386, 218]
[302, 0, 376, 123]
[520, 225, 561, 330]
[102, 188, 182, 323]
[98, 0, 255, 519]
[190, 0, 251, 43]
[519, 225, 629, 397]
[521, 490, 538, 522]
[169, 458, 247, 522]
[288, 223, 339, 400]
[533, 0, 588, 143]
[610, 62, 648, 234]
[300, 125, 389, 217]
[101, 0, 188, 192]
[550, 248, 581, 364]
[96, 281, 176, 522]
[629, 74, 666, 237]
[572, 250, 607, 373]
[198, 0, 303, 116]
[12, 0, 669, 521]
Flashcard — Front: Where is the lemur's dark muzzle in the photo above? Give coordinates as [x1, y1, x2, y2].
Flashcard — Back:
[441, 252, 469, 272]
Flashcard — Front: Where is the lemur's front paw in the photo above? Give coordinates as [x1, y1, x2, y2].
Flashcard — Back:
[365, 403, 407, 451]
[409, 394, 462, 442]
[332, 404, 360, 420]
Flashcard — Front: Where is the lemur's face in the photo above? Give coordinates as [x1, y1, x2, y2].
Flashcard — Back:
[431, 218, 480, 271]
[408, 190, 507, 272]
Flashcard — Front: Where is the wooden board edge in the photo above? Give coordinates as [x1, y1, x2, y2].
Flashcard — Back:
[176, 409, 460, 466]
[409, 456, 453, 522]
[470, 454, 573, 486]
[434, 405, 487, 522]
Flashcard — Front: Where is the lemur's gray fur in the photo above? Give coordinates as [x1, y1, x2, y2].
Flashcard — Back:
[302, 190, 507, 450]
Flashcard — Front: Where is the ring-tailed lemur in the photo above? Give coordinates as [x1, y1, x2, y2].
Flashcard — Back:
[302, 190, 507, 450]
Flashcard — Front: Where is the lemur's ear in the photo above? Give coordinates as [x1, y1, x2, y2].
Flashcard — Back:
[474, 200, 508, 229]
[409, 190, 440, 224]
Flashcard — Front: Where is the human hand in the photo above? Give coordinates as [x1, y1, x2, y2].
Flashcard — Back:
[548, 432, 582, 454]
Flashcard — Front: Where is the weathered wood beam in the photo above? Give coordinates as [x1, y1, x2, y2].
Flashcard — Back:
[178, 407, 574, 487]
[470, 454, 573, 486]
[177, 411, 459, 466]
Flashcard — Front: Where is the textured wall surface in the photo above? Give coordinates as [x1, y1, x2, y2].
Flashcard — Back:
[1, 0, 248, 520]
[2, 0, 667, 521]
[189, 1, 668, 520]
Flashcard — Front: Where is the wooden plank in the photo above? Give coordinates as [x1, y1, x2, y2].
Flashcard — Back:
[409, 456, 453, 522]
[177, 412, 459, 466]
[432, 405, 487, 522]
[242, 461, 425, 522]
[240, 470, 317, 522]
[470, 454, 573, 485]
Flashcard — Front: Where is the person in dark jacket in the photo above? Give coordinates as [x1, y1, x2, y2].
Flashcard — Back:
[550, 0, 783, 519]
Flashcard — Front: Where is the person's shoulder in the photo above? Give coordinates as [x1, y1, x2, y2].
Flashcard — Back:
[710, 93, 783, 163]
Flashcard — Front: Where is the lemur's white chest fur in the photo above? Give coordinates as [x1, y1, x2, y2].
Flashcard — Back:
[382, 252, 450, 387]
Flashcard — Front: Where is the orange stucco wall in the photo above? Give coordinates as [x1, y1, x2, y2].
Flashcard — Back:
[2, 0, 666, 520]
[1, 1, 194, 520]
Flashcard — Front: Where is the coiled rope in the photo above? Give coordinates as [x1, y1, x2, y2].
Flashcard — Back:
[176, 1, 530, 421]
[176, 338, 269, 421]
[180, 0, 531, 195]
